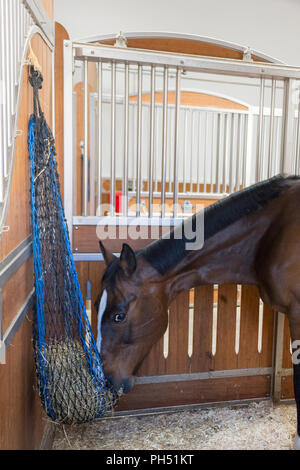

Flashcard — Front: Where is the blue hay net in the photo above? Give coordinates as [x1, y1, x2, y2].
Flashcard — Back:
[28, 68, 117, 424]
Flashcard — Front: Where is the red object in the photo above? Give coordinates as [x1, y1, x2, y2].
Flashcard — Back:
[108, 192, 123, 214]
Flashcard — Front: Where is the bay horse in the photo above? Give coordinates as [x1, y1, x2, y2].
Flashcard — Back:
[96, 174, 300, 449]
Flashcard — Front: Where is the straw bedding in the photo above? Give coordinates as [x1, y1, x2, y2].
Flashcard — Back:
[52, 400, 297, 450]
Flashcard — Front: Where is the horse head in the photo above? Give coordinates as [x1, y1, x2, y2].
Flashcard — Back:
[95, 242, 168, 394]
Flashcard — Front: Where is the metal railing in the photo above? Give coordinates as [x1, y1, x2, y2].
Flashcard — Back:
[64, 41, 300, 241]
[0, 0, 54, 236]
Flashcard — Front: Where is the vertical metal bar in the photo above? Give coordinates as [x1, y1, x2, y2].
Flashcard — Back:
[97, 61, 103, 214]
[215, 113, 221, 193]
[222, 113, 228, 193]
[242, 114, 248, 188]
[63, 40, 74, 245]
[136, 64, 142, 217]
[235, 114, 241, 191]
[229, 113, 235, 193]
[268, 79, 276, 178]
[295, 81, 300, 174]
[173, 68, 181, 218]
[83, 59, 89, 216]
[111, 62, 116, 216]
[148, 66, 155, 218]
[256, 78, 265, 181]
[197, 112, 201, 194]
[210, 114, 215, 193]
[123, 63, 129, 217]
[183, 110, 188, 193]
[281, 79, 296, 174]
[190, 110, 194, 193]
[161, 66, 168, 217]
[203, 112, 208, 192]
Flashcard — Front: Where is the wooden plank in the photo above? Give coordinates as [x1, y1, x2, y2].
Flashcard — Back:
[191, 285, 214, 373]
[259, 303, 275, 368]
[115, 375, 271, 412]
[238, 285, 260, 369]
[0, 314, 46, 449]
[165, 291, 190, 374]
[214, 284, 238, 370]
[281, 375, 294, 400]
[100, 37, 269, 63]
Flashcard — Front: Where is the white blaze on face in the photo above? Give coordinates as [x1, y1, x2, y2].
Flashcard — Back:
[96, 289, 107, 354]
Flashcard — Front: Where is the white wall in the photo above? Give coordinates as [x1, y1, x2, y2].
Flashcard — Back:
[54, 0, 300, 66]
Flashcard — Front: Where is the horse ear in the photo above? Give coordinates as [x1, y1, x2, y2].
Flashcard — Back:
[120, 243, 136, 277]
[99, 241, 116, 266]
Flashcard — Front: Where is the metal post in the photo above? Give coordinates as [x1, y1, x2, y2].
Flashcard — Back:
[267, 80, 276, 178]
[235, 114, 241, 191]
[161, 67, 168, 217]
[111, 62, 116, 216]
[173, 68, 181, 217]
[229, 113, 235, 193]
[123, 63, 129, 216]
[97, 62, 103, 213]
[272, 311, 285, 403]
[136, 65, 142, 217]
[281, 79, 296, 174]
[63, 40, 74, 245]
[215, 113, 221, 193]
[256, 78, 265, 181]
[149, 66, 155, 218]
[83, 59, 89, 216]
[222, 113, 228, 193]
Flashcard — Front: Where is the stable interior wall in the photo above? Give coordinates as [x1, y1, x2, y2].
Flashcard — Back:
[0, 0, 57, 450]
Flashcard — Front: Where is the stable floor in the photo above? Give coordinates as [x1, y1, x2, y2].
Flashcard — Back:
[53, 401, 297, 450]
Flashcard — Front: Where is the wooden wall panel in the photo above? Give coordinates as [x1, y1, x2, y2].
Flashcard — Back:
[0, 314, 45, 450]
[0, 20, 55, 449]
[191, 285, 214, 373]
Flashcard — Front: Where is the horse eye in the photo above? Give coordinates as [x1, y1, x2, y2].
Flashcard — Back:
[113, 312, 126, 323]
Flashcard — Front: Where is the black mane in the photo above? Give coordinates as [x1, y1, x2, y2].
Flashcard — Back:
[141, 174, 300, 275]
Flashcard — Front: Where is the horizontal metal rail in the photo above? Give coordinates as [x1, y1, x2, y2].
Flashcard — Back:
[74, 43, 300, 80]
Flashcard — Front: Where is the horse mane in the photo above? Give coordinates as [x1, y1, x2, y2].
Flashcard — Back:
[141, 174, 300, 275]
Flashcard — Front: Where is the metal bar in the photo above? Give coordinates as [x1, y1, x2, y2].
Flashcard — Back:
[242, 114, 248, 187]
[173, 68, 181, 218]
[268, 79, 276, 178]
[110, 62, 116, 215]
[183, 110, 188, 193]
[281, 79, 297, 174]
[222, 113, 228, 192]
[97, 62, 103, 213]
[295, 81, 300, 173]
[135, 367, 273, 385]
[136, 65, 142, 217]
[197, 112, 201, 194]
[190, 110, 194, 193]
[0, 240, 32, 289]
[75, 44, 300, 80]
[203, 112, 208, 191]
[215, 113, 221, 193]
[256, 78, 265, 181]
[229, 114, 235, 193]
[123, 63, 129, 217]
[235, 113, 241, 190]
[83, 59, 89, 216]
[161, 67, 168, 217]
[148, 66, 155, 218]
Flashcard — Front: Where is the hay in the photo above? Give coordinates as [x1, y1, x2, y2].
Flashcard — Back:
[35, 340, 121, 425]
[52, 401, 297, 450]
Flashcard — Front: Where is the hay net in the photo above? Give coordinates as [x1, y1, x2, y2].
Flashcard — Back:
[28, 67, 118, 425]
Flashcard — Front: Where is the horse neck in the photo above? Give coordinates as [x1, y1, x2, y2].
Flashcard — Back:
[162, 212, 272, 304]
